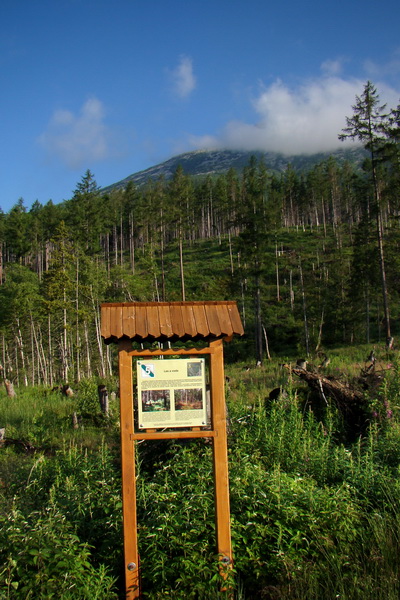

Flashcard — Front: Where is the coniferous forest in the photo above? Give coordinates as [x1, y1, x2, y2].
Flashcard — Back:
[2, 81, 400, 600]
[0, 82, 399, 385]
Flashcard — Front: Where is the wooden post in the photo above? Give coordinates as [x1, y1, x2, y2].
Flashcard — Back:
[209, 339, 233, 578]
[118, 341, 233, 597]
[118, 340, 140, 599]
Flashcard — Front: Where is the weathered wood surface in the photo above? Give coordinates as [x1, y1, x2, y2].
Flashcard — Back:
[101, 301, 244, 343]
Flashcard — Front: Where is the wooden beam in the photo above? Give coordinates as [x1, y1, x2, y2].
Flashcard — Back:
[131, 430, 216, 441]
[209, 339, 233, 581]
[128, 347, 213, 357]
[118, 340, 140, 599]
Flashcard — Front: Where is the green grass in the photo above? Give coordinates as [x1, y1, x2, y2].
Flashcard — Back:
[1, 350, 400, 598]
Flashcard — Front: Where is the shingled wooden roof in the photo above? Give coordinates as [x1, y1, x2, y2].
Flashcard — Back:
[101, 301, 244, 344]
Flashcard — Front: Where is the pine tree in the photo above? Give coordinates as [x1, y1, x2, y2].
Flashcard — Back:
[339, 81, 392, 343]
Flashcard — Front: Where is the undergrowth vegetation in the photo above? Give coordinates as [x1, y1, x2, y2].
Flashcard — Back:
[1, 348, 400, 598]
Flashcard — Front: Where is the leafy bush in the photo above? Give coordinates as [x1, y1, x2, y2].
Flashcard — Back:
[2, 354, 400, 598]
[0, 506, 117, 599]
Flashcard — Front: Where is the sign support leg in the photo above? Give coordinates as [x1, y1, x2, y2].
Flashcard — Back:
[209, 339, 233, 582]
[119, 341, 140, 599]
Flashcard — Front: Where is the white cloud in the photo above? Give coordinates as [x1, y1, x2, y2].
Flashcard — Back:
[38, 97, 112, 169]
[321, 59, 344, 76]
[364, 48, 400, 79]
[169, 55, 196, 99]
[189, 76, 400, 155]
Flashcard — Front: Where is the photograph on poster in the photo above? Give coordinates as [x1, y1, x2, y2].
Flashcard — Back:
[137, 358, 207, 429]
[141, 389, 170, 412]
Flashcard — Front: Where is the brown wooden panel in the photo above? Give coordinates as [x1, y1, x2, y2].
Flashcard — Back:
[216, 303, 232, 336]
[205, 304, 222, 336]
[169, 303, 185, 338]
[110, 306, 124, 339]
[101, 305, 111, 339]
[132, 429, 216, 440]
[134, 304, 148, 338]
[192, 304, 209, 337]
[181, 304, 198, 337]
[129, 347, 212, 356]
[122, 305, 137, 338]
[101, 301, 243, 342]
[158, 304, 173, 338]
[227, 302, 244, 335]
[146, 306, 161, 338]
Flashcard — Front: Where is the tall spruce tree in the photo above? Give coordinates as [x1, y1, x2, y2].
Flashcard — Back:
[339, 81, 392, 344]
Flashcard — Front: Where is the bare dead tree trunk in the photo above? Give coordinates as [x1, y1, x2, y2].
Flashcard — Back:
[262, 324, 271, 360]
[289, 269, 295, 312]
[75, 257, 81, 382]
[275, 239, 280, 301]
[92, 289, 106, 378]
[179, 231, 186, 301]
[48, 314, 54, 387]
[129, 213, 135, 275]
[299, 256, 310, 356]
[15, 319, 28, 386]
[228, 230, 234, 276]
[254, 274, 263, 364]
[315, 307, 325, 352]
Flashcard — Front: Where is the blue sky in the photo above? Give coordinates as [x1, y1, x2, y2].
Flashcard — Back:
[1, 0, 399, 213]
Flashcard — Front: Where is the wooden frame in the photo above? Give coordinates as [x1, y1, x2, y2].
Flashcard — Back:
[118, 338, 232, 599]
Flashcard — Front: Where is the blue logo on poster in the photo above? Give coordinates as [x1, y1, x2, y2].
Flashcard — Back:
[141, 363, 155, 378]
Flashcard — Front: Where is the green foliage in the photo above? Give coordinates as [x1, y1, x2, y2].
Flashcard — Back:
[75, 378, 102, 419]
[0, 506, 117, 599]
[2, 358, 400, 598]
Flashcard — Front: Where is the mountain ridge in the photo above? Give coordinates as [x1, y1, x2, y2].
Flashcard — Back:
[102, 147, 367, 193]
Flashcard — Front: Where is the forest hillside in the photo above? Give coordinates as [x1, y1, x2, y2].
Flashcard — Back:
[1, 81, 400, 600]
[0, 81, 399, 387]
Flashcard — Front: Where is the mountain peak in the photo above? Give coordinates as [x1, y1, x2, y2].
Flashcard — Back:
[102, 147, 366, 193]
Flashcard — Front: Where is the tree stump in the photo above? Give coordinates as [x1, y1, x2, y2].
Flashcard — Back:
[98, 384, 109, 416]
[4, 379, 16, 398]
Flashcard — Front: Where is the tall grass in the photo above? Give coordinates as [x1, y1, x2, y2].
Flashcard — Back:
[1, 353, 400, 598]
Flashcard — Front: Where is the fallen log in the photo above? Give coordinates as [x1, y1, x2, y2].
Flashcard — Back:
[0, 437, 37, 453]
[285, 366, 366, 415]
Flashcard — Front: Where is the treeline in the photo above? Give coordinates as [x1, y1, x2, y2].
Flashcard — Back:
[0, 82, 399, 387]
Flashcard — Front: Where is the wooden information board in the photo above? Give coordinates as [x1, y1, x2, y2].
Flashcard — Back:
[101, 302, 244, 598]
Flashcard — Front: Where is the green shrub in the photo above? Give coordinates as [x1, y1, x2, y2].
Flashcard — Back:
[0, 506, 118, 599]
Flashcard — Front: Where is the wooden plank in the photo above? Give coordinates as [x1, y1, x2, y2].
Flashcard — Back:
[158, 304, 173, 338]
[128, 347, 213, 356]
[146, 305, 161, 338]
[227, 302, 244, 336]
[132, 430, 216, 440]
[101, 305, 111, 339]
[118, 340, 140, 599]
[209, 339, 233, 584]
[205, 304, 222, 337]
[110, 306, 123, 339]
[216, 303, 233, 337]
[122, 305, 137, 339]
[181, 304, 198, 337]
[169, 303, 185, 338]
[192, 304, 209, 337]
[134, 304, 148, 339]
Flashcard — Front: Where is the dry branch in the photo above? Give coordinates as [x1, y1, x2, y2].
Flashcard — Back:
[287, 366, 365, 412]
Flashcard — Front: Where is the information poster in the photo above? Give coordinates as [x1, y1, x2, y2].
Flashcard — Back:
[137, 358, 207, 429]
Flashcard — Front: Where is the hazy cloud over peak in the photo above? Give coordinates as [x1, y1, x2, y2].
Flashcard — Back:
[190, 75, 400, 155]
[169, 55, 196, 99]
[38, 98, 112, 169]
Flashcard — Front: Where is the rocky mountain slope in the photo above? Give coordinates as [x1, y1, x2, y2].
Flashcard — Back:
[102, 147, 367, 192]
